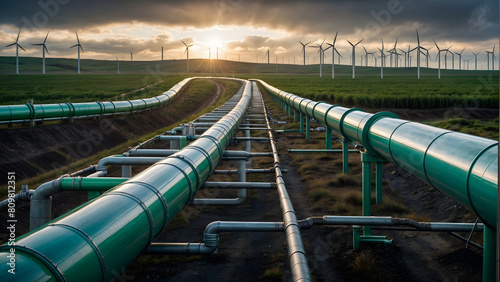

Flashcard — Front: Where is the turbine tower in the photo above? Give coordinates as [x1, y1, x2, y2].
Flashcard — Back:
[325, 31, 341, 78]
[70, 32, 84, 74]
[485, 45, 495, 71]
[378, 39, 385, 78]
[472, 52, 480, 70]
[116, 56, 120, 74]
[425, 46, 433, 68]
[433, 39, 449, 79]
[410, 29, 428, 79]
[130, 51, 133, 61]
[347, 38, 363, 78]
[399, 46, 409, 67]
[363, 46, 374, 67]
[388, 38, 398, 67]
[454, 48, 465, 70]
[5, 28, 26, 74]
[33, 32, 50, 74]
[181, 40, 193, 72]
[309, 38, 326, 77]
[266, 49, 270, 64]
[206, 47, 211, 59]
[216, 46, 223, 60]
[299, 41, 310, 66]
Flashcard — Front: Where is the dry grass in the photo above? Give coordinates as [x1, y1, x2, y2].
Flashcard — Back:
[351, 251, 378, 281]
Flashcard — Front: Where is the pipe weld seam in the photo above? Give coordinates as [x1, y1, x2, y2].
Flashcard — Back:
[105, 191, 156, 243]
[421, 131, 452, 187]
[199, 136, 224, 165]
[169, 155, 201, 195]
[50, 223, 107, 281]
[121, 181, 169, 238]
[189, 146, 214, 173]
[157, 161, 195, 207]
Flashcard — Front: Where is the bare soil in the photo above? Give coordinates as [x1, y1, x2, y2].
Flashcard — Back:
[0, 82, 495, 281]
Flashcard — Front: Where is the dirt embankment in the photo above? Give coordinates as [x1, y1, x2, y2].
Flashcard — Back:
[0, 79, 228, 185]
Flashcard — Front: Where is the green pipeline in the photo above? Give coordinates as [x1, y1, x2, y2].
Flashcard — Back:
[0, 79, 251, 281]
[0, 77, 195, 122]
[255, 79, 498, 229]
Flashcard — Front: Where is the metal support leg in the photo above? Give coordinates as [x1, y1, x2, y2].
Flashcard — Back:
[375, 162, 383, 204]
[361, 154, 372, 236]
[484, 225, 496, 282]
[300, 113, 304, 134]
[237, 159, 247, 200]
[122, 165, 132, 178]
[294, 110, 297, 122]
[245, 128, 251, 169]
[287, 104, 291, 116]
[342, 138, 349, 174]
[326, 127, 332, 149]
[305, 117, 310, 140]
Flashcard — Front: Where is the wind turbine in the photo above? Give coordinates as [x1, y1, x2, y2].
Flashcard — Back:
[425, 46, 433, 68]
[299, 41, 310, 66]
[33, 32, 50, 74]
[399, 46, 409, 67]
[454, 48, 465, 70]
[363, 46, 374, 67]
[388, 38, 398, 67]
[309, 38, 326, 77]
[216, 46, 223, 60]
[206, 48, 211, 59]
[410, 29, 427, 78]
[5, 28, 26, 74]
[181, 40, 193, 72]
[325, 31, 340, 78]
[266, 49, 270, 64]
[70, 32, 84, 74]
[433, 39, 449, 79]
[378, 39, 385, 78]
[486, 45, 495, 71]
[472, 52, 480, 70]
[130, 51, 133, 61]
[347, 39, 363, 78]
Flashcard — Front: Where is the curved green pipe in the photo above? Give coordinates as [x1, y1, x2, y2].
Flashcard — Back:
[0, 78, 194, 123]
[0, 79, 252, 281]
[255, 79, 498, 228]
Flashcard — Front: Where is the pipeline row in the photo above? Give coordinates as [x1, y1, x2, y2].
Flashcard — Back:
[255, 79, 498, 282]
[0, 78, 252, 281]
[0, 78, 195, 125]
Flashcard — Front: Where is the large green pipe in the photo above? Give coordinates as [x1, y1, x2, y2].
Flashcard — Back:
[256, 79, 498, 229]
[0, 78, 194, 123]
[0, 80, 252, 281]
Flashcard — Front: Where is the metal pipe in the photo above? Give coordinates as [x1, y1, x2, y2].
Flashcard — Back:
[288, 149, 359, 153]
[95, 156, 164, 171]
[213, 168, 287, 174]
[202, 182, 276, 189]
[257, 81, 312, 281]
[0, 185, 31, 209]
[0, 78, 252, 281]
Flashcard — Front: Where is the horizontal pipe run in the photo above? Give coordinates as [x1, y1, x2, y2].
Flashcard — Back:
[96, 156, 164, 171]
[298, 216, 484, 232]
[288, 149, 359, 153]
[60, 177, 127, 191]
[233, 137, 270, 141]
[202, 182, 277, 189]
[146, 221, 283, 254]
[213, 168, 287, 174]
[128, 149, 272, 159]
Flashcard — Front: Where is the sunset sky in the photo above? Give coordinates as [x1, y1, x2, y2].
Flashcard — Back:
[0, 0, 498, 68]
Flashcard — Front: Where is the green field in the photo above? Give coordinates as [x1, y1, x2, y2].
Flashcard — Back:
[0, 57, 498, 109]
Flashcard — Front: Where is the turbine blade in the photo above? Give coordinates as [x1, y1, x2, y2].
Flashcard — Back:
[299, 40, 304, 46]
[346, 40, 353, 46]
[320, 38, 326, 47]
[305, 41, 311, 46]
[33, 43, 43, 46]
[70, 44, 78, 48]
[188, 44, 193, 47]
[18, 44, 26, 52]
[355, 39, 363, 46]
[181, 40, 187, 46]
[433, 39, 440, 51]
[416, 28, 420, 45]
[5, 43, 16, 47]
[16, 28, 21, 43]
[363, 46, 367, 53]
[76, 32, 80, 44]
[44, 32, 49, 43]
[80, 45, 84, 52]
[44, 46, 49, 54]
[333, 31, 338, 44]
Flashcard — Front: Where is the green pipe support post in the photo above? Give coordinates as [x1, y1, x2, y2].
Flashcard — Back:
[342, 138, 349, 174]
[300, 113, 304, 134]
[325, 127, 332, 149]
[305, 117, 310, 140]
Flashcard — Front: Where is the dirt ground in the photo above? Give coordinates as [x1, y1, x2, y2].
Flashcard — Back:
[0, 80, 497, 281]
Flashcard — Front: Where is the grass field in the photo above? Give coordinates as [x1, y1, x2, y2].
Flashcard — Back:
[0, 57, 498, 109]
